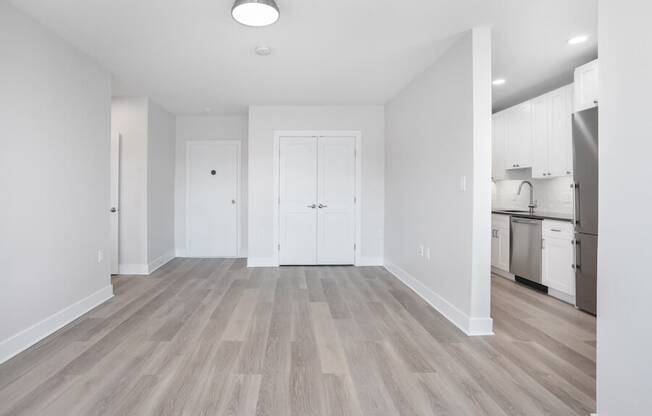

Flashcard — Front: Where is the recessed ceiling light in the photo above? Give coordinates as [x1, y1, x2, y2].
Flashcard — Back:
[568, 35, 589, 45]
[492, 78, 506, 86]
[232, 0, 279, 27]
[255, 46, 272, 56]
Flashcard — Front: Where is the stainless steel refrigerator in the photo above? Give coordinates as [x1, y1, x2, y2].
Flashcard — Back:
[572, 106, 598, 315]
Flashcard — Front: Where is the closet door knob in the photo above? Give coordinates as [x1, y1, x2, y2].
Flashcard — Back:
[318, 203, 328, 208]
[307, 204, 316, 209]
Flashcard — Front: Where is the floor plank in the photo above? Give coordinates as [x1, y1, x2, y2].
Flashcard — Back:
[0, 262, 596, 416]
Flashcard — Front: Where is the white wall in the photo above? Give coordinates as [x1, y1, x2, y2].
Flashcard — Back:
[247, 106, 385, 266]
[147, 101, 176, 268]
[597, 1, 652, 414]
[384, 28, 493, 335]
[111, 97, 149, 273]
[111, 97, 176, 273]
[0, 3, 113, 362]
[175, 115, 248, 256]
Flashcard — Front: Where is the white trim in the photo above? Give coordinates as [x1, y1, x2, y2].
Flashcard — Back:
[548, 288, 576, 306]
[247, 257, 278, 268]
[384, 260, 494, 336]
[118, 263, 149, 275]
[356, 257, 384, 266]
[0, 285, 114, 364]
[185, 140, 242, 258]
[147, 250, 175, 274]
[491, 267, 515, 280]
[272, 130, 362, 267]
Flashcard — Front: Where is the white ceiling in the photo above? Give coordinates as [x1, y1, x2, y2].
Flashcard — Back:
[11, 0, 597, 115]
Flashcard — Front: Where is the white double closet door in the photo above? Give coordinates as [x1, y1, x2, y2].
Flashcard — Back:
[279, 136, 356, 265]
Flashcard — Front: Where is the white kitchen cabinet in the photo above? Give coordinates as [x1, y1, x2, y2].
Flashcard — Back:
[504, 102, 533, 169]
[531, 85, 573, 179]
[531, 95, 550, 179]
[574, 59, 599, 112]
[491, 214, 510, 272]
[492, 112, 507, 180]
[542, 220, 575, 296]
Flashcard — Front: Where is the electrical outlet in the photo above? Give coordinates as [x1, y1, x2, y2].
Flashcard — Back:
[460, 175, 467, 192]
[418, 245, 424, 257]
[97, 249, 104, 264]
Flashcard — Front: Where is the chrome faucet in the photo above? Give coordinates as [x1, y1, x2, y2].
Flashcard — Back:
[517, 181, 537, 214]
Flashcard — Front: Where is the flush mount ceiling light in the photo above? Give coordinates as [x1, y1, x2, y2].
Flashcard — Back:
[232, 0, 280, 27]
[568, 35, 589, 45]
[492, 78, 506, 86]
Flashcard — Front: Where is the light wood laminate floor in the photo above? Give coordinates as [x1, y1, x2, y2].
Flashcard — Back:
[0, 258, 596, 415]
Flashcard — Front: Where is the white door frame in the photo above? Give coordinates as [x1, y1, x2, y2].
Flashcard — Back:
[185, 140, 242, 258]
[110, 133, 121, 274]
[273, 130, 362, 266]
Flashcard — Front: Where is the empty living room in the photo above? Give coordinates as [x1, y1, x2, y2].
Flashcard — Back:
[1, 1, 651, 415]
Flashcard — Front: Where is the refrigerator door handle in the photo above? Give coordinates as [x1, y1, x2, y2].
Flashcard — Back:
[574, 239, 582, 270]
[574, 182, 581, 226]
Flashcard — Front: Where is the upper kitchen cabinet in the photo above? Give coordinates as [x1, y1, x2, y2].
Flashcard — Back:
[504, 102, 532, 169]
[492, 112, 507, 180]
[574, 59, 599, 112]
[531, 85, 573, 179]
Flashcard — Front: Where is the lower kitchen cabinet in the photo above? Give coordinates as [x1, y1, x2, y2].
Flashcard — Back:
[542, 220, 575, 297]
[491, 214, 510, 272]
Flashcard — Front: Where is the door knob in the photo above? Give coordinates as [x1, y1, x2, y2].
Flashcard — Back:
[307, 204, 316, 208]
[318, 203, 327, 208]
[231, 200, 236, 204]
[110, 207, 117, 213]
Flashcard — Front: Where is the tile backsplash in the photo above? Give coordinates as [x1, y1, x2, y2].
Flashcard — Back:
[492, 172, 573, 215]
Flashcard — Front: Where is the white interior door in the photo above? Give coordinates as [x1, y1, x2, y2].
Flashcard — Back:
[317, 137, 355, 264]
[109, 133, 120, 274]
[187, 141, 239, 257]
[279, 137, 318, 265]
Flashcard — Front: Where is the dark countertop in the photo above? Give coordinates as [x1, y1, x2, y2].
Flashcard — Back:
[492, 209, 573, 223]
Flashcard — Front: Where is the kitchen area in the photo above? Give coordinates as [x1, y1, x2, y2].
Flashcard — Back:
[491, 59, 598, 316]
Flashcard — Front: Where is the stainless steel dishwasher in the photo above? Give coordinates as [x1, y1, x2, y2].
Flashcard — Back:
[510, 217, 543, 285]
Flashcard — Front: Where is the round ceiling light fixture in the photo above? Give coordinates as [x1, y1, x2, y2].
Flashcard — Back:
[568, 35, 589, 45]
[232, 0, 280, 27]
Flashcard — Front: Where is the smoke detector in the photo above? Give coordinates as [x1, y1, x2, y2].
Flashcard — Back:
[255, 46, 272, 56]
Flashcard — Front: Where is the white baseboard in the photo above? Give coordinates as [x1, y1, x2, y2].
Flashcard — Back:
[148, 250, 175, 274]
[247, 257, 278, 268]
[118, 263, 148, 275]
[547, 288, 576, 306]
[0, 285, 114, 364]
[356, 256, 384, 266]
[491, 267, 514, 280]
[384, 260, 493, 336]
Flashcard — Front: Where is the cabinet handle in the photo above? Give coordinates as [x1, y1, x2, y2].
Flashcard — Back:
[550, 228, 562, 232]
